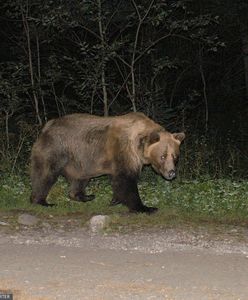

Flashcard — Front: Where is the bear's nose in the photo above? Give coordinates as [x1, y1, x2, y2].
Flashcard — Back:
[168, 169, 176, 179]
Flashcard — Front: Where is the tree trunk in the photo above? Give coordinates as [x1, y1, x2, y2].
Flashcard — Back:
[97, 0, 108, 116]
[241, 34, 248, 99]
[199, 48, 208, 132]
[21, 9, 42, 125]
[129, 0, 155, 112]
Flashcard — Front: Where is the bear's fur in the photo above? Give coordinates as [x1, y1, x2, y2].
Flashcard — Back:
[30, 112, 185, 213]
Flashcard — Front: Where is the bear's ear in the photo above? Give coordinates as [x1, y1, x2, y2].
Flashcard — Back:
[172, 132, 185, 143]
[149, 131, 160, 145]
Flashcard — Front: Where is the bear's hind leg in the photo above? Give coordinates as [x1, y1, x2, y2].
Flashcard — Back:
[30, 155, 60, 206]
[111, 174, 158, 214]
[30, 173, 58, 206]
[68, 179, 95, 202]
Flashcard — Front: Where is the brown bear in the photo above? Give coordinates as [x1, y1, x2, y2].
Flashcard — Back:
[30, 112, 185, 213]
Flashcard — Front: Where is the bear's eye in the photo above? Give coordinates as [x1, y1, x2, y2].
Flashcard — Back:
[161, 155, 166, 161]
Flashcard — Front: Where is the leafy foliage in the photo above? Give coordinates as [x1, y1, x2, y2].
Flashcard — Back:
[0, 0, 247, 177]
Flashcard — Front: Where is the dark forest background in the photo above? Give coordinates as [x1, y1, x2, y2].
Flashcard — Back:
[0, 0, 247, 178]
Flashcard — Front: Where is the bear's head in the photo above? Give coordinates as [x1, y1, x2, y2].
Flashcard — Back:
[144, 131, 185, 180]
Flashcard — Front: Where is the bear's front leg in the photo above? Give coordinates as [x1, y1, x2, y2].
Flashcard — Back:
[111, 174, 158, 214]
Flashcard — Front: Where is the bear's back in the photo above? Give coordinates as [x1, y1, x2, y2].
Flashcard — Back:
[39, 113, 163, 149]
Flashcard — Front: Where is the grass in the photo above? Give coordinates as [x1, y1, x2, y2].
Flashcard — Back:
[0, 172, 248, 230]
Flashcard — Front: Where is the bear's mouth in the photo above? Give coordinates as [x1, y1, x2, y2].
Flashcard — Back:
[152, 164, 176, 180]
[163, 169, 176, 180]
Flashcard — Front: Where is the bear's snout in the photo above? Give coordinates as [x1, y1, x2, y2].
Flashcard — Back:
[167, 169, 176, 180]
[162, 168, 176, 180]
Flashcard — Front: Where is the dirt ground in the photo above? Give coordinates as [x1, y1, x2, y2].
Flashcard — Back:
[1, 218, 248, 300]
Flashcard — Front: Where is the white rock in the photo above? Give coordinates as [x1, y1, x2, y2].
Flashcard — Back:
[18, 213, 39, 226]
[89, 215, 111, 233]
[0, 221, 9, 226]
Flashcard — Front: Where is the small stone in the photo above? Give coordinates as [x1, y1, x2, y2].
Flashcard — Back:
[42, 222, 52, 229]
[89, 215, 111, 233]
[18, 213, 39, 226]
[0, 221, 9, 226]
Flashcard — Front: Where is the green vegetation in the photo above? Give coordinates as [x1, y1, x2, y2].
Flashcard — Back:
[1, 172, 247, 229]
[0, 1, 247, 231]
